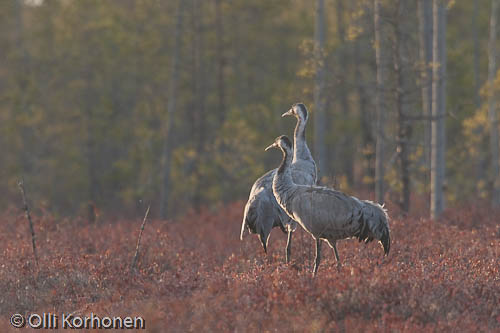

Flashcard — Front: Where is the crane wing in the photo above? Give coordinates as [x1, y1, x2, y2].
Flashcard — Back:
[287, 186, 363, 238]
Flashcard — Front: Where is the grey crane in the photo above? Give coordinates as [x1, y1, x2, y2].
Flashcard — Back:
[265, 135, 390, 275]
[240, 103, 317, 263]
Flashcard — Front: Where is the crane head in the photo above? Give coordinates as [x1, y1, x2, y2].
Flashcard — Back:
[265, 135, 292, 152]
[282, 103, 308, 121]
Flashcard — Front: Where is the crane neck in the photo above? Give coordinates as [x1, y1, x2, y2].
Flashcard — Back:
[274, 146, 295, 199]
[293, 115, 313, 162]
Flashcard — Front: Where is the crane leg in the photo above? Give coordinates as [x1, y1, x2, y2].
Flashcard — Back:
[285, 227, 292, 264]
[333, 242, 342, 270]
[313, 238, 322, 276]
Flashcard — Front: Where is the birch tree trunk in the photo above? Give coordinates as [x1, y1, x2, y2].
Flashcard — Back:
[159, 0, 186, 219]
[431, 0, 447, 219]
[374, 0, 386, 203]
[418, 0, 433, 172]
[488, 0, 500, 205]
[314, 0, 327, 182]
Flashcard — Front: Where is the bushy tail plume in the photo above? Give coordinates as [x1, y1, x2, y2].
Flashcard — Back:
[240, 200, 272, 253]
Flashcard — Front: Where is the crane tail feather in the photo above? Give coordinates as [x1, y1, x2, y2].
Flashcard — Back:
[240, 218, 247, 240]
[381, 232, 390, 255]
[259, 230, 269, 254]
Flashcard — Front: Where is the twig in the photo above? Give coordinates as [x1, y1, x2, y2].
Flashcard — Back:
[131, 204, 151, 271]
[18, 178, 38, 266]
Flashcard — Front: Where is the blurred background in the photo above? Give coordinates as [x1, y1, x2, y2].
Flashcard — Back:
[0, 0, 498, 220]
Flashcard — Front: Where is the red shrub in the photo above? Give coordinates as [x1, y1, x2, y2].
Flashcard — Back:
[0, 201, 499, 331]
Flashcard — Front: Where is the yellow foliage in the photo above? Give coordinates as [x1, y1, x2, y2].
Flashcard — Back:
[361, 144, 374, 156]
[446, 191, 457, 205]
[321, 175, 350, 192]
[347, 25, 363, 41]
[337, 174, 351, 193]
[462, 105, 488, 156]
[411, 146, 423, 162]
[362, 175, 374, 186]
[386, 167, 401, 193]
[345, 2, 366, 41]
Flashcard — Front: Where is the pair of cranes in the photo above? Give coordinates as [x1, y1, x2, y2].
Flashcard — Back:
[240, 103, 390, 275]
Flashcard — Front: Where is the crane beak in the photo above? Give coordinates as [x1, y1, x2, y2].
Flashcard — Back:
[281, 109, 293, 117]
[265, 142, 277, 151]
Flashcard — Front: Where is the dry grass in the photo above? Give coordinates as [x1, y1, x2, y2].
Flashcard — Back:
[0, 200, 499, 332]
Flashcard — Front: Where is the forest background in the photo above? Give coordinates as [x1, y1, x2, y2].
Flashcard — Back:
[1, 0, 498, 221]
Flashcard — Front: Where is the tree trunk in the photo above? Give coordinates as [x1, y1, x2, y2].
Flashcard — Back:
[192, 0, 207, 210]
[159, 0, 186, 219]
[314, 0, 327, 182]
[418, 0, 433, 172]
[85, 79, 98, 223]
[488, 0, 500, 205]
[355, 42, 375, 188]
[335, 0, 353, 186]
[394, 0, 412, 213]
[431, 0, 447, 219]
[472, 0, 485, 199]
[215, 0, 226, 126]
[374, 0, 386, 204]
[14, 0, 33, 178]
[473, 0, 481, 109]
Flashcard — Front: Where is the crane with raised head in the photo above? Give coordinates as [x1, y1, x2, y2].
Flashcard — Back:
[266, 135, 390, 275]
[240, 104, 317, 263]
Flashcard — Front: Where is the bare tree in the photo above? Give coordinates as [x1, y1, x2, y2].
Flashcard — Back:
[314, 0, 327, 181]
[336, 0, 353, 185]
[431, 0, 447, 219]
[18, 179, 38, 266]
[14, 0, 35, 188]
[131, 204, 151, 271]
[418, 0, 433, 170]
[374, 0, 387, 203]
[85, 77, 98, 223]
[488, 0, 500, 205]
[473, 0, 481, 109]
[355, 43, 375, 187]
[160, 0, 186, 219]
[215, 0, 226, 126]
[192, 0, 207, 209]
[472, 0, 486, 199]
[354, 3, 375, 187]
[394, 0, 412, 212]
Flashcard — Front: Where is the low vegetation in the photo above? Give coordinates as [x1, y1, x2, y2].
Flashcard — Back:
[1, 200, 499, 331]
